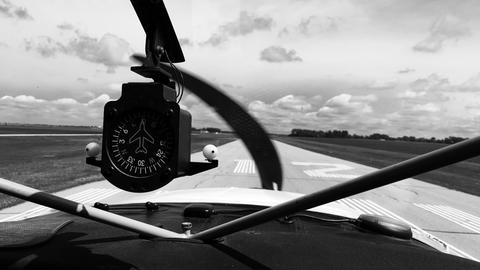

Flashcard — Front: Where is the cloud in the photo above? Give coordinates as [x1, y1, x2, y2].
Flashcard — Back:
[413, 14, 470, 53]
[248, 95, 319, 133]
[69, 33, 133, 73]
[368, 79, 397, 90]
[0, 94, 112, 125]
[201, 11, 273, 46]
[398, 68, 415, 74]
[405, 74, 451, 103]
[397, 89, 426, 98]
[459, 73, 480, 92]
[178, 94, 229, 129]
[317, 94, 376, 116]
[57, 23, 75, 31]
[247, 93, 385, 134]
[0, 0, 33, 20]
[411, 103, 440, 112]
[0, 41, 8, 48]
[25, 27, 134, 73]
[260, 46, 302, 62]
[386, 73, 480, 137]
[179, 38, 193, 47]
[25, 36, 67, 57]
[279, 16, 339, 37]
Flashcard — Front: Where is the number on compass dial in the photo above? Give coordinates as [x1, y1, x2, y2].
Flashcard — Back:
[107, 110, 174, 178]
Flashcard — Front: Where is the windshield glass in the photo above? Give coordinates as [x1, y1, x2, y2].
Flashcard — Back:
[0, 0, 479, 262]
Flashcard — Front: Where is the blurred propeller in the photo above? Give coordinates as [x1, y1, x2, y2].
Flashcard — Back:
[131, 54, 283, 190]
[131, 54, 148, 66]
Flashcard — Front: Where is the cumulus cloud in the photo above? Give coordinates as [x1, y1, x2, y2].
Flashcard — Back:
[178, 94, 229, 129]
[248, 95, 319, 132]
[368, 79, 397, 90]
[279, 16, 339, 37]
[0, 94, 112, 125]
[398, 68, 415, 74]
[413, 14, 470, 53]
[25, 26, 133, 73]
[411, 103, 440, 112]
[400, 74, 450, 103]
[317, 94, 376, 116]
[179, 38, 193, 47]
[57, 23, 75, 31]
[201, 11, 273, 46]
[0, 0, 32, 20]
[260, 46, 302, 62]
[25, 36, 67, 57]
[397, 89, 426, 98]
[247, 93, 384, 134]
[387, 73, 480, 137]
[459, 73, 480, 92]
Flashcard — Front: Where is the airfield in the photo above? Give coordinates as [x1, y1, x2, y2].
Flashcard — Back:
[1, 137, 480, 261]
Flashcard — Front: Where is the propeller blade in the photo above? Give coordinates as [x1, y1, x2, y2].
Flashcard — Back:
[130, 54, 148, 66]
[160, 63, 283, 190]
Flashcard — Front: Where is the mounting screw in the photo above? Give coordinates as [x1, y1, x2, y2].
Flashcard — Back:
[108, 107, 118, 117]
[165, 108, 174, 117]
[104, 166, 114, 176]
[182, 222, 192, 236]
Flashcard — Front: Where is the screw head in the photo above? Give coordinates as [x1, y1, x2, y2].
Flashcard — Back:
[108, 107, 118, 116]
[182, 222, 192, 230]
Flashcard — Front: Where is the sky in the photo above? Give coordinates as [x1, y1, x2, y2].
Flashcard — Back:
[1, 0, 480, 138]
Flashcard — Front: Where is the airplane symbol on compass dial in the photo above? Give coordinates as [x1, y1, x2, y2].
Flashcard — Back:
[128, 118, 155, 154]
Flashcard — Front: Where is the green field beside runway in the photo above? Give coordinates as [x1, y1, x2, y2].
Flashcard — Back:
[0, 132, 236, 209]
[276, 136, 480, 197]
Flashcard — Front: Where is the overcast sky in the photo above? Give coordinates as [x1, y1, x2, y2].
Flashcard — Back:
[1, 0, 480, 138]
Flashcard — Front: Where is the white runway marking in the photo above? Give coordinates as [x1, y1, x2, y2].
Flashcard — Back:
[292, 162, 360, 179]
[415, 204, 480, 234]
[336, 198, 478, 261]
[0, 188, 120, 222]
[233, 159, 256, 174]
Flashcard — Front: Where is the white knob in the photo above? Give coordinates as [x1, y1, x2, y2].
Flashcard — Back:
[85, 142, 101, 157]
[202, 144, 218, 160]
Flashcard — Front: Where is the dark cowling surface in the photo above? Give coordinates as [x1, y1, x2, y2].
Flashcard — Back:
[0, 203, 479, 270]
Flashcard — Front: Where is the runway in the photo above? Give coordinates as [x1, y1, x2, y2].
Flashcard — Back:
[1, 139, 479, 260]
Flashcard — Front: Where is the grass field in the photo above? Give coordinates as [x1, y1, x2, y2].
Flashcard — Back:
[0, 132, 236, 209]
[275, 136, 480, 197]
[0, 125, 102, 134]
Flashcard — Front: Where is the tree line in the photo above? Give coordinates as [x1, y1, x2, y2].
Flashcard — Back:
[289, 129, 467, 144]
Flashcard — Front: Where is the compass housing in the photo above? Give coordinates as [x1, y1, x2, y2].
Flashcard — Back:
[101, 82, 191, 192]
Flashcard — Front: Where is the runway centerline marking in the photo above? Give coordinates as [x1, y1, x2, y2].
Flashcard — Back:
[415, 204, 480, 234]
[292, 162, 360, 179]
[233, 159, 256, 174]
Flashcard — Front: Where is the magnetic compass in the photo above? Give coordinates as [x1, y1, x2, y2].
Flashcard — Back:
[92, 82, 194, 192]
[106, 109, 174, 178]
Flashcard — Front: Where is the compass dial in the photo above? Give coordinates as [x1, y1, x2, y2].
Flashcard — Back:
[107, 109, 174, 178]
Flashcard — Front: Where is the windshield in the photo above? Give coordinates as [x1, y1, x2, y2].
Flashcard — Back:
[0, 0, 479, 262]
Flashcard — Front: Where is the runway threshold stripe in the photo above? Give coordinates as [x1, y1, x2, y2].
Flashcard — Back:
[336, 198, 479, 262]
[418, 205, 480, 234]
[0, 188, 120, 221]
[415, 204, 480, 234]
[233, 160, 256, 174]
[0, 189, 98, 222]
[10, 189, 117, 220]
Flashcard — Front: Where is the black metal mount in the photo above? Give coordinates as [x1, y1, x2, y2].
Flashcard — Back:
[130, 0, 185, 83]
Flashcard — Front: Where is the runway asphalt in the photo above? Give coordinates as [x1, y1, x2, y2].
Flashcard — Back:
[1, 139, 479, 261]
